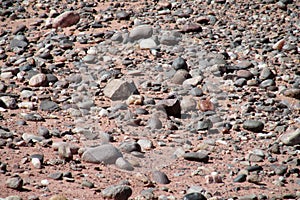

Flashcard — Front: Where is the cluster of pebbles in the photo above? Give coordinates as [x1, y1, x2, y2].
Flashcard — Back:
[0, 0, 300, 199]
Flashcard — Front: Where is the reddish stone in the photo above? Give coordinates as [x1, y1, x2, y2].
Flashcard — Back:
[52, 11, 80, 28]
[198, 99, 215, 112]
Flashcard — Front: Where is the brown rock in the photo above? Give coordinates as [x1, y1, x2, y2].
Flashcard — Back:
[52, 11, 80, 28]
[197, 99, 214, 112]
[181, 23, 202, 33]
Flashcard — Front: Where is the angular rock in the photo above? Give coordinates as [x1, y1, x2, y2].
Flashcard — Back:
[119, 141, 142, 153]
[81, 144, 123, 164]
[157, 99, 181, 118]
[103, 79, 138, 101]
[52, 11, 80, 28]
[102, 184, 132, 200]
[0, 96, 17, 109]
[183, 152, 209, 163]
[129, 25, 153, 41]
[243, 120, 264, 133]
[151, 170, 170, 184]
[0, 128, 13, 139]
[6, 175, 23, 190]
[280, 129, 300, 146]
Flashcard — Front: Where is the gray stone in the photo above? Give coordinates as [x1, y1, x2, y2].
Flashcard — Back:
[139, 38, 158, 49]
[171, 70, 191, 84]
[151, 170, 170, 184]
[39, 100, 59, 111]
[103, 79, 138, 101]
[280, 128, 300, 146]
[137, 139, 153, 151]
[147, 117, 163, 130]
[283, 88, 300, 99]
[58, 143, 73, 161]
[20, 113, 44, 121]
[195, 119, 213, 131]
[129, 25, 153, 41]
[5, 196, 23, 200]
[233, 174, 247, 182]
[160, 31, 181, 46]
[172, 57, 188, 71]
[6, 175, 23, 190]
[259, 67, 275, 80]
[0, 128, 13, 139]
[156, 99, 181, 118]
[48, 172, 63, 180]
[181, 96, 197, 112]
[82, 180, 94, 188]
[82, 144, 123, 164]
[115, 157, 134, 171]
[22, 133, 44, 142]
[0, 96, 17, 109]
[243, 120, 264, 133]
[38, 126, 50, 138]
[119, 141, 141, 153]
[102, 184, 132, 200]
[183, 193, 207, 200]
[183, 152, 209, 163]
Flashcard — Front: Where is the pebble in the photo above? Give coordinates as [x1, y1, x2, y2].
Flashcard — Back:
[101, 184, 132, 200]
[139, 38, 158, 49]
[183, 152, 209, 163]
[183, 193, 207, 200]
[129, 25, 153, 41]
[0, 96, 17, 109]
[147, 117, 163, 130]
[81, 144, 123, 164]
[0, 128, 13, 139]
[233, 174, 247, 183]
[81, 180, 94, 188]
[28, 73, 48, 87]
[137, 139, 153, 151]
[282, 88, 300, 99]
[39, 100, 59, 111]
[115, 157, 134, 171]
[243, 120, 264, 133]
[172, 57, 188, 71]
[151, 170, 170, 184]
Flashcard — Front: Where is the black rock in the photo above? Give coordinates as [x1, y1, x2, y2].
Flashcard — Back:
[183, 152, 209, 163]
[183, 192, 207, 200]
[233, 174, 247, 183]
[172, 57, 188, 71]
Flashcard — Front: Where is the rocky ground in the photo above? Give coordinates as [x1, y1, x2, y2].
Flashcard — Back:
[0, 0, 300, 199]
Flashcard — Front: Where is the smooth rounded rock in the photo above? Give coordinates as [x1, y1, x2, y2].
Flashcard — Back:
[243, 120, 264, 133]
[82, 144, 123, 164]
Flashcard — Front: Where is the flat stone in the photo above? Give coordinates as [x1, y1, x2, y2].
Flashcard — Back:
[20, 113, 44, 121]
[52, 11, 80, 28]
[39, 100, 59, 111]
[280, 128, 300, 146]
[181, 23, 202, 33]
[81, 144, 123, 164]
[101, 184, 132, 200]
[48, 172, 63, 180]
[22, 133, 44, 142]
[139, 38, 158, 49]
[151, 170, 170, 184]
[129, 25, 153, 41]
[0, 128, 13, 139]
[103, 79, 138, 101]
[119, 141, 141, 153]
[183, 152, 209, 163]
[243, 120, 264, 133]
[49, 195, 68, 200]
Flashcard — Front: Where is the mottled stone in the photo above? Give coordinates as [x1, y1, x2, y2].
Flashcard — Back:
[52, 11, 80, 28]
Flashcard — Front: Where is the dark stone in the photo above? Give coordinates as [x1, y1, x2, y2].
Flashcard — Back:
[183, 152, 209, 163]
[183, 192, 207, 200]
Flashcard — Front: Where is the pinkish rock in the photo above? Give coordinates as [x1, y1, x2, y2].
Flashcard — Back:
[52, 11, 80, 28]
[29, 73, 48, 87]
